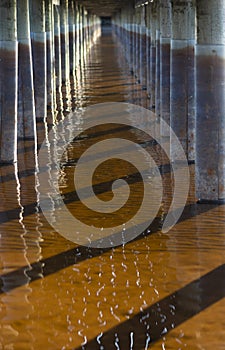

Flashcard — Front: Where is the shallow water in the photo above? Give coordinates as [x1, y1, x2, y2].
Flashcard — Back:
[0, 28, 225, 349]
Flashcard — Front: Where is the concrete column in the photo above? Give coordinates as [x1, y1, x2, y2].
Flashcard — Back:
[159, 0, 171, 135]
[86, 11, 91, 53]
[140, 5, 147, 89]
[17, 0, 36, 140]
[30, 0, 47, 121]
[135, 7, 141, 81]
[131, 11, 137, 75]
[79, 5, 84, 68]
[69, 0, 76, 75]
[127, 7, 133, 66]
[83, 8, 88, 60]
[60, 0, 70, 84]
[121, 10, 128, 61]
[75, 3, 80, 70]
[45, 0, 56, 114]
[88, 13, 92, 50]
[170, 0, 196, 160]
[0, 0, 17, 163]
[146, 4, 151, 97]
[155, 1, 160, 117]
[128, 5, 135, 73]
[149, 2, 157, 109]
[54, 5, 63, 111]
[196, 0, 225, 202]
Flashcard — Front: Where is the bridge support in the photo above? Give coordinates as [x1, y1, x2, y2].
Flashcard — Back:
[0, 0, 17, 163]
[196, 0, 225, 202]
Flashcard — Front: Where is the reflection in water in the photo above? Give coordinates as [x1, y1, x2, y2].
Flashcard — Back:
[0, 28, 225, 349]
[0, 163, 32, 345]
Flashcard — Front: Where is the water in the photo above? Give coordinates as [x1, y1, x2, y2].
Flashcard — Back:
[0, 28, 225, 349]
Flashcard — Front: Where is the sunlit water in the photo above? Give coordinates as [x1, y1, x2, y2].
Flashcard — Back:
[0, 27, 225, 349]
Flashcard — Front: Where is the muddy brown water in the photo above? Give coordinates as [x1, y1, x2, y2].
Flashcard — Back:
[0, 28, 225, 349]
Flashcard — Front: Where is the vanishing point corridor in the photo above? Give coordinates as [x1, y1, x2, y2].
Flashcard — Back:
[0, 1, 225, 349]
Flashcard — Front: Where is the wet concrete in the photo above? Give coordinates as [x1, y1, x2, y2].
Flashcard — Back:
[0, 28, 225, 349]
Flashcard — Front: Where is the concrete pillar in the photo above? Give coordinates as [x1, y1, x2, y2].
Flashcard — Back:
[0, 0, 17, 163]
[30, 0, 47, 121]
[79, 5, 84, 69]
[69, 1, 76, 76]
[149, 2, 157, 109]
[83, 8, 88, 60]
[126, 7, 133, 66]
[170, 0, 196, 160]
[155, 1, 160, 117]
[135, 7, 142, 81]
[45, 0, 56, 114]
[131, 10, 137, 75]
[140, 5, 147, 89]
[83, 7, 86, 62]
[159, 0, 171, 135]
[146, 4, 151, 98]
[17, 0, 36, 140]
[87, 13, 92, 51]
[128, 5, 135, 73]
[75, 3, 80, 71]
[74, 3, 80, 71]
[196, 0, 225, 202]
[122, 9, 127, 61]
[54, 5, 63, 111]
[60, 0, 70, 84]
[88, 12, 92, 51]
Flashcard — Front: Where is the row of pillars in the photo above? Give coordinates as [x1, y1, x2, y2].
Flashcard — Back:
[112, 0, 225, 203]
[0, 0, 101, 163]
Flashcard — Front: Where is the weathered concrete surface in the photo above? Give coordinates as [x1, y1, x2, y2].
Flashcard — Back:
[196, 0, 225, 202]
[54, 5, 63, 111]
[170, 0, 196, 161]
[45, 0, 56, 114]
[145, 4, 151, 97]
[69, 0, 76, 75]
[149, 2, 157, 109]
[139, 6, 147, 89]
[0, 0, 17, 163]
[30, 0, 47, 120]
[159, 0, 171, 136]
[17, 0, 36, 139]
[0, 42, 18, 163]
[60, 0, 70, 84]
